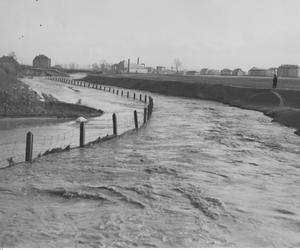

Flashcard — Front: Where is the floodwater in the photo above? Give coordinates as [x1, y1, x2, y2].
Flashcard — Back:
[0, 78, 300, 247]
[0, 78, 146, 167]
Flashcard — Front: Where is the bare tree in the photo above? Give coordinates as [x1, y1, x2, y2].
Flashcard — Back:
[100, 61, 111, 72]
[68, 63, 76, 69]
[174, 58, 182, 72]
[92, 63, 99, 71]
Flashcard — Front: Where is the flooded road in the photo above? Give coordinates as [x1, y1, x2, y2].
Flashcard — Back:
[0, 78, 300, 247]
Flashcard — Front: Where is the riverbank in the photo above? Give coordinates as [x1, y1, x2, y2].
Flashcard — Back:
[83, 74, 300, 135]
[0, 71, 103, 119]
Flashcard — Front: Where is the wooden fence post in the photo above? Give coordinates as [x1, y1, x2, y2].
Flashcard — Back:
[113, 89, 115, 94]
[80, 122, 85, 147]
[147, 104, 151, 119]
[133, 93, 136, 100]
[144, 95, 147, 103]
[127, 91, 129, 98]
[25, 131, 33, 162]
[150, 97, 154, 115]
[121, 90, 123, 96]
[144, 107, 147, 124]
[140, 94, 142, 101]
[116, 89, 119, 95]
[112, 113, 117, 135]
[134, 110, 138, 129]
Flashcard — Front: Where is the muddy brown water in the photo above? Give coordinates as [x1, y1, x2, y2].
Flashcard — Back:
[0, 78, 300, 247]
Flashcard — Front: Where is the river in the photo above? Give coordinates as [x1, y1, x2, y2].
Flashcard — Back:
[0, 77, 299, 247]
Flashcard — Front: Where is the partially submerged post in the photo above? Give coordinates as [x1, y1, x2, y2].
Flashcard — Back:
[121, 90, 123, 96]
[134, 110, 138, 129]
[140, 94, 142, 101]
[80, 122, 85, 147]
[112, 113, 117, 135]
[76, 117, 87, 147]
[144, 95, 147, 103]
[133, 93, 136, 100]
[25, 131, 33, 162]
[127, 91, 129, 98]
[149, 97, 153, 115]
[144, 107, 147, 124]
[147, 104, 151, 119]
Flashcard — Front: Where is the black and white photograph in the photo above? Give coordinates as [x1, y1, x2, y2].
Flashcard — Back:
[0, 0, 300, 247]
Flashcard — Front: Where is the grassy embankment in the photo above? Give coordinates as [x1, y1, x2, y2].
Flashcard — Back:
[0, 69, 103, 119]
[84, 73, 300, 135]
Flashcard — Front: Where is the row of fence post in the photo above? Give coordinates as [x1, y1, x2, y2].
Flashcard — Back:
[46, 76, 149, 104]
[24, 77, 154, 162]
[77, 105, 152, 148]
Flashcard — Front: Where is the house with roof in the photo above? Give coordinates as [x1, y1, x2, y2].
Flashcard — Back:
[248, 67, 267, 77]
[33, 55, 51, 68]
[200, 68, 209, 75]
[265, 67, 277, 77]
[185, 70, 198, 76]
[232, 68, 246, 76]
[277, 65, 300, 78]
[221, 68, 233, 76]
[156, 66, 166, 74]
[207, 69, 221, 75]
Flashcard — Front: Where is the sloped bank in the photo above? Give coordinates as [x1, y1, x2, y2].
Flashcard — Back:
[83, 75, 300, 135]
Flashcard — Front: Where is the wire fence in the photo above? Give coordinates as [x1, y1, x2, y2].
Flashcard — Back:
[0, 76, 154, 168]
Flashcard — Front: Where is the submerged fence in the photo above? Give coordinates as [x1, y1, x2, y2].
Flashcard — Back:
[0, 76, 154, 168]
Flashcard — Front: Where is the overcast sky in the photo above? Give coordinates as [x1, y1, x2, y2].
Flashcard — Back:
[0, 0, 299, 70]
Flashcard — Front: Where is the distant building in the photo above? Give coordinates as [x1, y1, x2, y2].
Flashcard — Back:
[129, 63, 148, 73]
[145, 66, 154, 73]
[111, 63, 120, 73]
[185, 70, 198, 76]
[265, 67, 277, 77]
[111, 60, 126, 73]
[207, 69, 221, 75]
[221, 68, 233, 76]
[160, 69, 176, 75]
[54, 64, 63, 69]
[33, 54, 51, 68]
[156, 66, 166, 73]
[121, 59, 147, 73]
[232, 68, 246, 76]
[277, 65, 300, 78]
[248, 67, 267, 77]
[200, 68, 209, 75]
